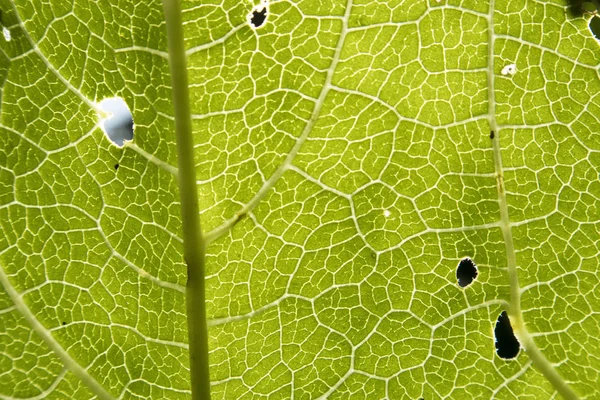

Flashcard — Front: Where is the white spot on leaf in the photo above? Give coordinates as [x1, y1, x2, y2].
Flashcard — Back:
[383, 210, 391, 218]
[98, 97, 134, 147]
[3, 27, 11, 42]
[501, 64, 517, 76]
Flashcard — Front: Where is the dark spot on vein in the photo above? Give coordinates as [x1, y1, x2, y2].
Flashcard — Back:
[251, 7, 267, 28]
[494, 311, 520, 359]
[114, 163, 119, 170]
[234, 212, 247, 226]
[490, 130, 495, 139]
[456, 258, 478, 288]
[590, 16, 600, 40]
[62, 321, 66, 325]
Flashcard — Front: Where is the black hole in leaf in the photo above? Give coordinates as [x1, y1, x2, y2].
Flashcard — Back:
[251, 7, 267, 28]
[114, 163, 119, 170]
[99, 97, 134, 147]
[62, 321, 66, 325]
[567, 0, 599, 16]
[490, 130, 495, 139]
[456, 258, 478, 288]
[590, 16, 600, 40]
[494, 311, 520, 359]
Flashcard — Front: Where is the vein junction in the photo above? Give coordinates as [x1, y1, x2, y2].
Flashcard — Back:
[0, 0, 598, 398]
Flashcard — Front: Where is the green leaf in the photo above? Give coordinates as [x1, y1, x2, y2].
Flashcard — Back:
[1, 0, 599, 398]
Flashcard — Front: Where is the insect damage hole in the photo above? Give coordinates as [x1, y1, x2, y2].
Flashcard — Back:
[566, 0, 597, 17]
[590, 16, 600, 41]
[456, 257, 478, 288]
[249, 1, 268, 28]
[98, 97, 134, 147]
[494, 311, 520, 359]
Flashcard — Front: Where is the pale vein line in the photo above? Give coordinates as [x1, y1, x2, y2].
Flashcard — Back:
[330, 84, 490, 130]
[432, 299, 509, 330]
[1, 200, 186, 293]
[114, 46, 169, 59]
[0, 266, 114, 400]
[316, 368, 355, 399]
[0, 368, 68, 400]
[487, 1, 579, 398]
[495, 33, 600, 72]
[203, 0, 353, 245]
[185, 24, 245, 56]
[0, 124, 48, 159]
[490, 361, 533, 397]
[123, 141, 179, 177]
[10, 3, 100, 112]
[110, 250, 185, 294]
[50, 322, 189, 350]
[118, 379, 191, 398]
[0, 305, 16, 315]
[206, 293, 311, 327]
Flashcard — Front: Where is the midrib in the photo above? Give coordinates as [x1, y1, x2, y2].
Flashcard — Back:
[486, 1, 578, 398]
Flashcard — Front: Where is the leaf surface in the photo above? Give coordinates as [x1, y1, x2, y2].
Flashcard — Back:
[0, 0, 599, 398]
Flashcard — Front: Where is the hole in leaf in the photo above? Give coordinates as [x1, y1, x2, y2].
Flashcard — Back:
[590, 16, 600, 40]
[567, 0, 598, 16]
[114, 163, 119, 170]
[494, 311, 520, 359]
[98, 97, 134, 147]
[62, 321, 66, 325]
[456, 257, 477, 288]
[250, 7, 267, 28]
[490, 130, 495, 139]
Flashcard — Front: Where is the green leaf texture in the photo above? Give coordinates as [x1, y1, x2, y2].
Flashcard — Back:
[1, 0, 599, 398]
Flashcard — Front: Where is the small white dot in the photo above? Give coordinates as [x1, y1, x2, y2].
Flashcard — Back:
[3, 27, 11, 42]
[383, 210, 391, 217]
[501, 64, 517, 76]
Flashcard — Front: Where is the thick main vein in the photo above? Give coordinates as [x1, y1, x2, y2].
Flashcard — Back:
[487, 1, 578, 398]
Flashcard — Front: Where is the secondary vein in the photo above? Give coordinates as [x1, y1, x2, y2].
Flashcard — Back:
[0, 265, 114, 400]
[487, 1, 578, 398]
[203, 0, 353, 245]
